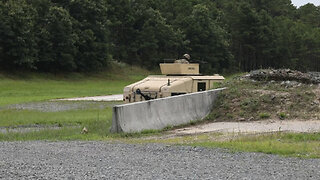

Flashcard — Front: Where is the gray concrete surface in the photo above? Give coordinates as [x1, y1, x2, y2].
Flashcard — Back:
[111, 88, 225, 133]
[0, 141, 319, 180]
[55, 94, 123, 101]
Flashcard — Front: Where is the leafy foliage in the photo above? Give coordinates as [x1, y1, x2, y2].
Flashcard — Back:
[0, 0, 38, 69]
[0, 0, 319, 72]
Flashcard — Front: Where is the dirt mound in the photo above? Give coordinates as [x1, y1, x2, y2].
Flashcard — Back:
[249, 69, 320, 84]
[209, 74, 320, 122]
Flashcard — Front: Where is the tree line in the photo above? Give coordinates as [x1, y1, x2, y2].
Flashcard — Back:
[0, 0, 319, 73]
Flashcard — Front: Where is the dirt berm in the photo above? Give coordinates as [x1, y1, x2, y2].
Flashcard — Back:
[207, 69, 320, 122]
[250, 69, 320, 84]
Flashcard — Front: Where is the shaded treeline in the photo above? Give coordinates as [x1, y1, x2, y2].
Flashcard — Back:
[0, 0, 319, 73]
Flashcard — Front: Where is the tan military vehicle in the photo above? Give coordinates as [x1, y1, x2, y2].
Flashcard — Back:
[123, 54, 224, 103]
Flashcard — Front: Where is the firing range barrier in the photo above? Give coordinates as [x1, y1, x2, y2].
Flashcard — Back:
[110, 88, 226, 133]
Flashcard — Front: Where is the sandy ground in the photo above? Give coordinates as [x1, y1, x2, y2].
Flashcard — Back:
[172, 120, 320, 135]
[55, 94, 123, 101]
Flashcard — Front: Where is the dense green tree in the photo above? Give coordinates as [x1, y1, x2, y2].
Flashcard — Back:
[67, 0, 111, 71]
[108, 0, 185, 67]
[250, 0, 295, 17]
[133, 4, 185, 67]
[107, 0, 136, 64]
[181, 4, 232, 73]
[37, 6, 77, 71]
[297, 3, 320, 27]
[0, 0, 319, 73]
[0, 0, 38, 69]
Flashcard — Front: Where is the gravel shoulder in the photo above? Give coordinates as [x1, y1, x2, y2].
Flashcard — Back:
[173, 120, 320, 135]
[0, 141, 319, 180]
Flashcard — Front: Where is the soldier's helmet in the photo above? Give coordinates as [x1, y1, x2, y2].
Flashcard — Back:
[183, 54, 190, 60]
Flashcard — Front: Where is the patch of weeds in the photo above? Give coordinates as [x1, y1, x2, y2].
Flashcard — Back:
[305, 91, 315, 96]
[118, 129, 161, 138]
[296, 91, 315, 102]
[228, 88, 241, 99]
[264, 83, 284, 92]
[226, 113, 234, 119]
[289, 103, 295, 110]
[259, 113, 270, 119]
[248, 99, 259, 112]
[240, 98, 259, 112]
[283, 132, 320, 142]
[190, 120, 197, 126]
[241, 99, 251, 107]
[260, 94, 272, 104]
[239, 110, 245, 117]
[206, 112, 221, 120]
[212, 82, 223, 89]
[278, 112, 287, 120]
[163, 125, 174, 131]
[140, 129, 160, 134]
[222, 102, 231, 110]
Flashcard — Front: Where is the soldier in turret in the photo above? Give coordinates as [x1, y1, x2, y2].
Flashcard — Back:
[174, 54, 190, 64]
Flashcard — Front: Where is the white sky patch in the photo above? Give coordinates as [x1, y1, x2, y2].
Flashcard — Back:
[291, 0, 320, 7]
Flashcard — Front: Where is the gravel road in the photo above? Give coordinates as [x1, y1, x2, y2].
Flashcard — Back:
[55, 94, 123, 102]
[0, 141, 319, 179]
[4, 101, 122, 112]
[173, 120, 320, 135]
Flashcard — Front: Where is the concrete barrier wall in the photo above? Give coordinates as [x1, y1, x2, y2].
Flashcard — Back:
[110, 88, 225, 133]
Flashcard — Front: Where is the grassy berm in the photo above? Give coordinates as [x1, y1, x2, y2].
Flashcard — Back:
[209, 75, 320, 121]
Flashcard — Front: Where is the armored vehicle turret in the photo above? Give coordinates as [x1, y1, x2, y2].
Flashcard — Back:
[123, 54, 224, 103]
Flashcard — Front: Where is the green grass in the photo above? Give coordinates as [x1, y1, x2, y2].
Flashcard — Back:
[0, 122, 110, 141]
[188, 133, 320, 158]
[0, 80, 130, 106]
[259, 112, 271, 119]
[0, 105, 114, 140]
[0, 107, 113, 127]
[0, 61, 152, 141]
[0, 61, 151, 106]
[278, 112, 287, 120]
[121, 131, 320, 158]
